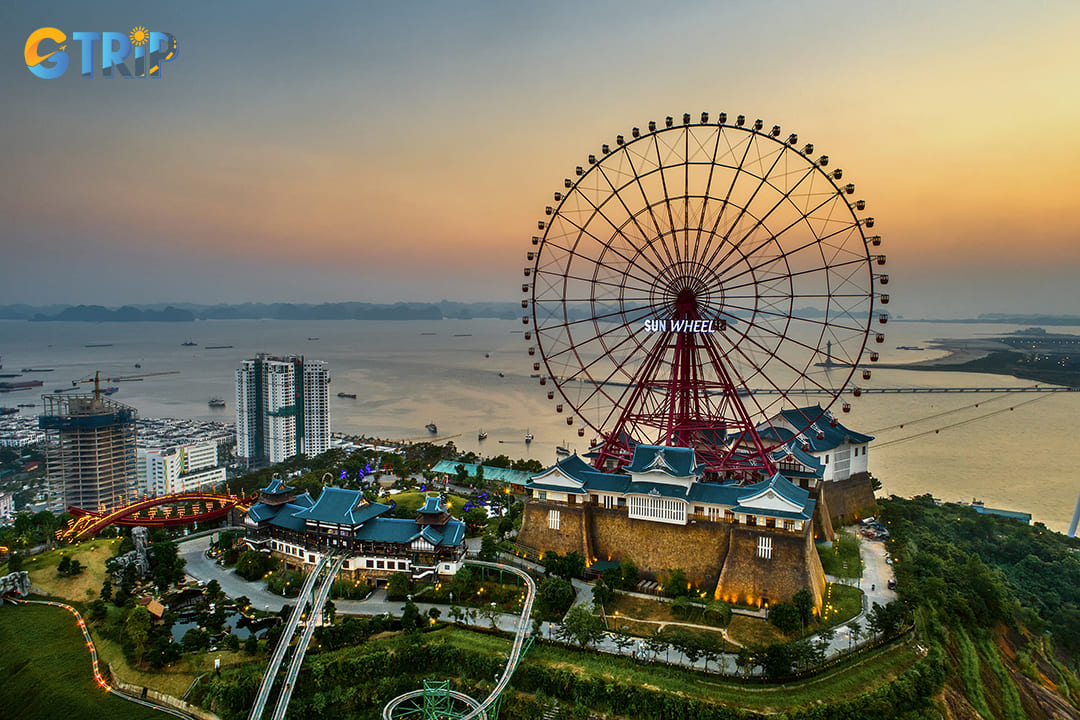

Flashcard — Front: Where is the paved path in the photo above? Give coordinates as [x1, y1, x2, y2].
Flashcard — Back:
[178, 532, 899, 674]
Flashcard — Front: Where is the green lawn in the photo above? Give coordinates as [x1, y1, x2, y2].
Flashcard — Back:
[817, 530, 864, 578]
[423, 624, 921, 710]
[0, 603, 162, 720]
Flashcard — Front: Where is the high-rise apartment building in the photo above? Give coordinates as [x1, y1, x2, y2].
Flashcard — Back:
[39, 393, 137, 512]
[136, 440, 227, 496]
[235, 354, 330, 465]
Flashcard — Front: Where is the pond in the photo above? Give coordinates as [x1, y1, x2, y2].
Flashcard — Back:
[170, 611, 277, 643]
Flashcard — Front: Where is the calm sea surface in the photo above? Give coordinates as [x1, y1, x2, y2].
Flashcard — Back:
[2, 319, 1077, 532]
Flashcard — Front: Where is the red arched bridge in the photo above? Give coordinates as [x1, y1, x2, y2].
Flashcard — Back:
[59, 492, 254, 542]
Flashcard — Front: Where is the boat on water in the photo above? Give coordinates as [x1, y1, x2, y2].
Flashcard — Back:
[0, 380, 44, 390]
[556, 444, 570, 457]
[0, 407, 18, 416]
[21, 368, 54, 372]
[337, 392, 357, 399]
[134, 362, 141, 368]
[308, 337, 320, 341]
[102, 387, 119, 396]
[208, 397, 226, 408]
[181, 341, 197, 346]
[426, 422, 438, 433]
[16, 403, 36, 408]
[525, 430, 533, 444]
[205, 345, 233, 349]
[498, 372, 505, 378]
[85, 343, 113, 348]
[478, 430, 488, 441]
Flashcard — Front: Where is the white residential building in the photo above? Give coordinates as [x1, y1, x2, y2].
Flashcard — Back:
[235, 354, 331, 465]
[137, 440, 226, 496]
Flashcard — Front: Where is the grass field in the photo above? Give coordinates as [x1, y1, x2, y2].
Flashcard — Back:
[93, 630, 254, 699]
[423, 625, 922, 710]
[817, 530, 864, 578]
[386, 491, 471, 517]
[23, 538, 122, 603]
[0, 603, 161, 720]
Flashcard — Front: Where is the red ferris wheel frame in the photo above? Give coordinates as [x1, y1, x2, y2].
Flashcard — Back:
[524, 112, 888, 477]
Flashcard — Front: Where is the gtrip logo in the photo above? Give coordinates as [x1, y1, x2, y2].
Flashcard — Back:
[25, 26, 178, 79]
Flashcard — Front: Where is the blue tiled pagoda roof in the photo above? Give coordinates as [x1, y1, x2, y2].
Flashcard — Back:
[260, 476, 295, 495]
[418, 495, 448, 515]
[291, 487, 390, 526]
[625, 445, 703, 477]
[769, 405, 874, 452]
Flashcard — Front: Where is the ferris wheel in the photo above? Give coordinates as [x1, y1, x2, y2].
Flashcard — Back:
[523, 112, 889, 474]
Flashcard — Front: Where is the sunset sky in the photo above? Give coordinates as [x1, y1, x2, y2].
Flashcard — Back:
[3, 1, 1079, 318]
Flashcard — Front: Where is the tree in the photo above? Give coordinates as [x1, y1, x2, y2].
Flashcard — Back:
[88, 599, 108, 621]
[760, 642, 796, 679]
[792, 588, 815, 629]
[535, 576, 575, 619]
[57, 555, 71, 575]
[244, 634, 258, 655]
[400, 601, 422, 631]
[671, 596, 692, 619]
[591, 578, 615, 611]
[6, 552, 22, 573]
[182, 627, 210, 653]
[644, 627, 667, 661]
[124, 607, 154, 664]
[148, 536, 186, 592]
[663, 568, 690, 597]
[768, 602, 802, 634]
[481, 603, 500, 628]
[848, 619, 862, 650]
[387, 571, 411, 601]
[225, 634, 241, 651]
[558, 605, 605, 648]
[704, 599, 732, 627]
[613, 630, 636, 655]
[427, 607, 441, 623]
[619, 557, 639, 590]
[236, 550, 275, 581]
[449, 605, 465, 624]
[99, 578, 113, 602]
[205, 579, 224, 603]
[479, 533, 499, 560]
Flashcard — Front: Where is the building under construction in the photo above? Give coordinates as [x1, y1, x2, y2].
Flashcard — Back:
[39, 393, 137, 512]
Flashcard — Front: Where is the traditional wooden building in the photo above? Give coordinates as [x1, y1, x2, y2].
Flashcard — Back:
[245, 477, 467, 584]
[518, 445, 827, 610]
[759, 406, 878, 527]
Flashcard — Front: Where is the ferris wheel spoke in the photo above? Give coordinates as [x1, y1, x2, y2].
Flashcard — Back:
[537, 237, 665, 294]
[697, 135, 788, 272]
[689, 127, 728, 266]
[592, 158, 680, 281]
[720, 325, 837, 397]
[620, 144, 683, 272]
[693, 136, 762, 274]
[721, 299, 869, 336]
[718, 202, 862, 285]
[719, 255, 868, 295]
[703, 162, 821, 275]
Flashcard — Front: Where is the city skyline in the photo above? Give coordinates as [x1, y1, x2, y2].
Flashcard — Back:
[3, 1, 1079, 318]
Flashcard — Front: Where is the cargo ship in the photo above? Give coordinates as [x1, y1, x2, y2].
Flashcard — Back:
[208, 397, 226, 408]
[337, 392, 357, 399]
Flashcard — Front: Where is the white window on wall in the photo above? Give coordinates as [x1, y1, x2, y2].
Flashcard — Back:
[757, 535, 772, 560]
[548, 509, 561, 530]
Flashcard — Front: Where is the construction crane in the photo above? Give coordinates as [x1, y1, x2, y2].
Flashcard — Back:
[72, 370, 181, 398]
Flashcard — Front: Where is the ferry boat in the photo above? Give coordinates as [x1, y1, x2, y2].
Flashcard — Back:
[524, 430, 533, 444]
[337, 392, 357, 399]
[426, 422, 438, 433]
[208, 397, 226, 408]
[182, 341, 197, 347]
[555, 444, 570, 457]
[478, 430, 488, 441]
